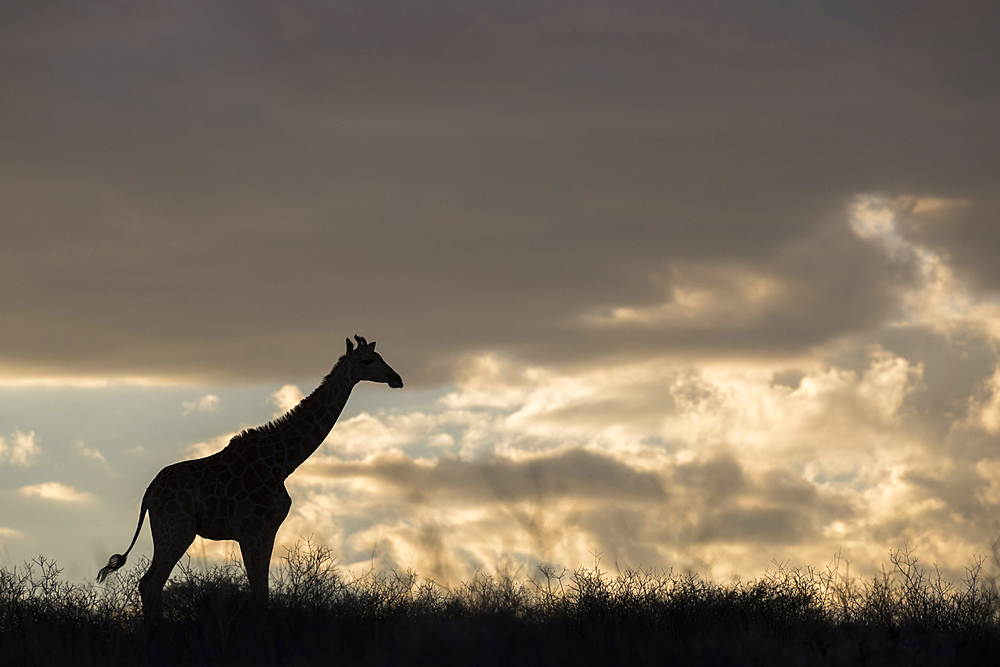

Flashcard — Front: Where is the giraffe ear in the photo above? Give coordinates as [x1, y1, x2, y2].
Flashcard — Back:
[346, 338, 354, 354]
[370, 341, 376, 350]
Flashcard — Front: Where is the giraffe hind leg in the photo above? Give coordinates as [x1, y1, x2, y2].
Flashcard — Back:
[140, 516, 196, 619]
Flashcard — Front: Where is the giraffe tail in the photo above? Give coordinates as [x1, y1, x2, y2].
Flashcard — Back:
[97, 493, 149, 583]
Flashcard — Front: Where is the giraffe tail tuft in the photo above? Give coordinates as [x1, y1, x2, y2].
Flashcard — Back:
[97, 489, 149, 583]
[97, 553, 127, 583]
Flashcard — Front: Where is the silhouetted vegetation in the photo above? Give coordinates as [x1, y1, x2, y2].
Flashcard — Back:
[2, 541, 999, 665]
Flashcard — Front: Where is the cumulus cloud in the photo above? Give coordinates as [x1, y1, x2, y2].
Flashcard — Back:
[185, 432, 237, 460]
[285, 443, 854, 582]
[270, 384, 305, 417]
[75, 440, 107, 465]
[268, 335, 925, 581]
[182, 394, 219, 415]
[19, 482, 92, 503]
[259, 206, 1000, 583]
[0, 430, 39, 466]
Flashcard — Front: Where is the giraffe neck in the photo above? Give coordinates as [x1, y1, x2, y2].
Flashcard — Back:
[265, 358, 357, 478]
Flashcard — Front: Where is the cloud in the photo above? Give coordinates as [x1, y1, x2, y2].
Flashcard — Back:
[265, 230, 1000, 581]
[1, 3, 997, 383]
[284, 445, 853, 582]
[4, 1, 1000, 585]
[849, 195, 1000, 340]
[583, 265, 798, 330]
[181, 394, 219, 415]
[0, 430, 40, 466]
[75, 440, 107, 465]
[70, 202, 1000, 582]
[74, 204, 1000, 581]
[185, 432, 237, 460]
[19, 482, 92, 503]
[302, 448, 666, 505]
[321, 410, 455, 457]
[270, 384, 305, 417]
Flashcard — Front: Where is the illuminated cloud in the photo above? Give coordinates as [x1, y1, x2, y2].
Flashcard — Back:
[285, 444, 854, 583]
[2, 1, 1000, 586]
[322, 411, 459, 457]
[19, 482, 92, 503]
[75, 440, 107, 465]
[0, 430, 39, 466]
[270, 384, 305, 417]
[849, 195, 1000, 339]
[268, 208, 1000, 582]
[272, 328, 932, 581]
[21, 193, 990, 584]
[185, 433, 237, 460]
[584, 265, 796, 330]
[182, 394, 220, 415]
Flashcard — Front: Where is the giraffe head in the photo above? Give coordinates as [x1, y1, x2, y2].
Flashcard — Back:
[345, 335, 403, 388]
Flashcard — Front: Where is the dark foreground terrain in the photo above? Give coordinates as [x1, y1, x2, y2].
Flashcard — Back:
[2, 542, 999, 666]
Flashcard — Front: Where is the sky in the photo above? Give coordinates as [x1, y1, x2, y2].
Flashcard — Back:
[3, 0, 1000, 587]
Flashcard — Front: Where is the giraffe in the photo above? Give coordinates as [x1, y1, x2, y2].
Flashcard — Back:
[97, 335, 402, 616]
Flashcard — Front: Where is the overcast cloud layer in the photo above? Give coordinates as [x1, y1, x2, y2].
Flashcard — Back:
[1, 0, 997, 381]
[3, 1, 1000, 584]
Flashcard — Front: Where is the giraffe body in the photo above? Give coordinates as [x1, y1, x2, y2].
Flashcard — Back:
[98, 336, 402, 616]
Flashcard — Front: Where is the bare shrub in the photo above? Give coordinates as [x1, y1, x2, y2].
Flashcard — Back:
[3, 542, 1000, 666]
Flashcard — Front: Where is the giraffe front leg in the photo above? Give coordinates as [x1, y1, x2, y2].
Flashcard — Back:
[239, 531, 278, 610]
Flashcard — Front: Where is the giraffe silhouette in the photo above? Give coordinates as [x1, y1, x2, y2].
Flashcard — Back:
[97, 336, 402, 616]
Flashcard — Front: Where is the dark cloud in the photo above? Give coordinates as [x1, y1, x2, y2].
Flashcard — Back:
[668, 454, 853, 545]
[693, 507, 807, 545]
[674, 453, 746, 502]
[898, 200, 1000, 293]
[1, 1, 998, 382]
[305, 448, 667, 504]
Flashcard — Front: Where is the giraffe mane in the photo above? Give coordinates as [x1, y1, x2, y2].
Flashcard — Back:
[228, 354, 348, 445]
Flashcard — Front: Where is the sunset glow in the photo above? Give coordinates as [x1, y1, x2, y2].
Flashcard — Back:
[2, 2, 999, 592]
